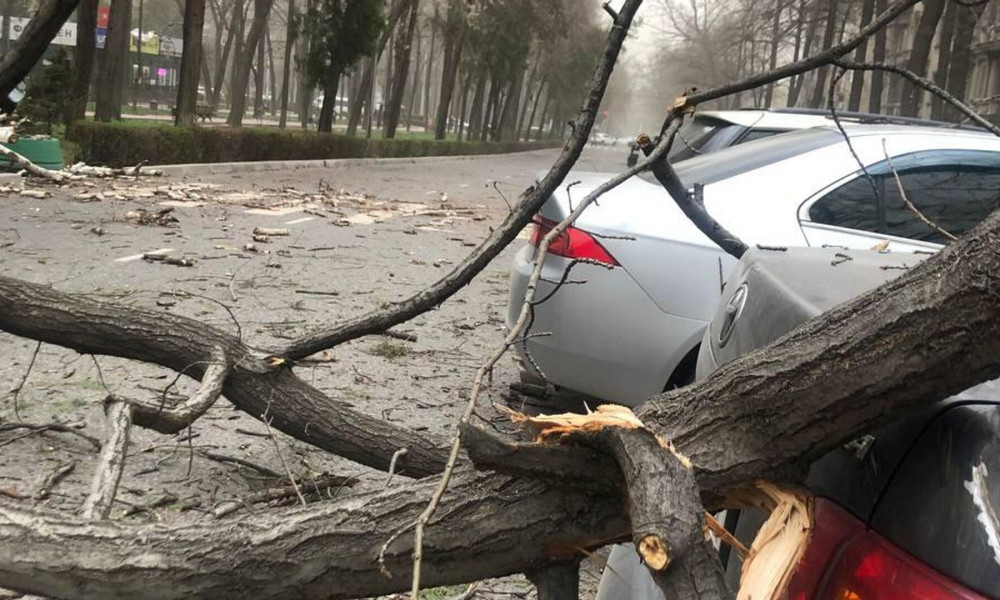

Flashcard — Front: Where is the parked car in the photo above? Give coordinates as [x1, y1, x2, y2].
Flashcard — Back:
[595, 246, 1000, 600]
[508, 124, 1000, 405]
[625, 107, 969, 167]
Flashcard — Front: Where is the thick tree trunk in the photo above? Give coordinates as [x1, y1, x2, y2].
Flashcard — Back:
[175, 0, 207, 126]
[467, 70, 486, 140]
[6, 205, 1000, 598]
[316, 71, 341, 132]
[423, 3, 436, 126]
[211, 0, 240, 107]
[764, 0, 783, 107]
[516, 57, 538, 139]
[406, 22, 421, 131]
[347, 0, 407, 136]
[227, 0, 273, 126]
[498, 69, 522, 141]
[899, 0, 944, 116]
[941, 2, 981, 121]
[252, 25, 266, 118]
[70, 0, 98, 122]
[433, 0, 464, 139]
[847, 0, 876, 111]
[869, 0, 887, 111]
[0, 0, 80, 112]
[523, 77, 545, 140]
[930, 0, 956, 120]
[93, 0, 131, 121]
[278, 0, 295, 127]
[808, 0, 838, 108]
[384, 0, 419, 138]
[786, 0, 816, 107]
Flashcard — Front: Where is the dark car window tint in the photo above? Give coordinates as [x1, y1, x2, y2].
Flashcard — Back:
[882, 163, 1000, 244]
[669, 117, 745, 162]
[808, 176, 880, 233]
[872, 404, 1000, 599]
[736, 129, 786, 144]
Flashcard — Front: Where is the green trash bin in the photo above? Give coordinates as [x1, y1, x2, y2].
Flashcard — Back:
[0, 137, 64, 172]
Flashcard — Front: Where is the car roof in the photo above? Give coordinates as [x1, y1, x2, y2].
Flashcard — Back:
[696, 108, 982, 130]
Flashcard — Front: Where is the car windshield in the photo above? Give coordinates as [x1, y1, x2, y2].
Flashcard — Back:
[643, 127, 844, 187]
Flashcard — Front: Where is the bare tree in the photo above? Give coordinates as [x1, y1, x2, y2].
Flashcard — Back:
[383, 0, 419, 137]
[93, 0, 130, 121]
[175, 0, 208, 125]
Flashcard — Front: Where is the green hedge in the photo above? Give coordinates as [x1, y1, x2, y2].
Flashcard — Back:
[66, 121, 562, 167]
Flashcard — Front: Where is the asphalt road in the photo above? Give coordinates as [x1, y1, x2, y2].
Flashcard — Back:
[0, 144, 627, 596]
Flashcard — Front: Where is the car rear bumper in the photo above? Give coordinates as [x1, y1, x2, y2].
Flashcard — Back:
[506, 244, 706, 406]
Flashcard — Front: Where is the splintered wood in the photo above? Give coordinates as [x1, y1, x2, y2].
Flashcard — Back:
[733, 481, 813, 600]
[506, 404, 644, 440]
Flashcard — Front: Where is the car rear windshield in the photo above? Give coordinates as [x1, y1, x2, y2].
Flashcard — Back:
[668, 117, 745, 162]
[644, 127, 843, 187]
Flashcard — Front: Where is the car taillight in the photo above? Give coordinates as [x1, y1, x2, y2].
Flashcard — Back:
[817, 532, 989, 600]
[785, 498, 989, 600]
[529, 216, 619, 266]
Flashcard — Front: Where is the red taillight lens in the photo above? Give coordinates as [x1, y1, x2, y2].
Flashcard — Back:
[529, 217, 619, 266]
[817, 532, 989, 600]
[785, 498, 989, 600]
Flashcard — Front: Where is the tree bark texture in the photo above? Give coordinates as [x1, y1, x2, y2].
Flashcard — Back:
[346, 0, 407, 136]
[942, 2, 982, 121]
[930, 0, 956, 120]
[226, 0, 273, 126]
[899, 0, 944, 116]
[432, 0, 463, 139]
[176, 0, 208, 126]
[94, 0, 131, 121]
[70, 0, 98, 122]
[0, 0, 81, 113]
[383, 0, 419, 138]
[278, 0, 295, 128]
[847, 0, 876, 111]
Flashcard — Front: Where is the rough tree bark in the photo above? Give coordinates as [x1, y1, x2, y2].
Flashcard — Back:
[432, 0, 464, 140]
[93, 0, 131, 121]
[278, 0, 295, 127]
[175, 0, 207, 126]
[226, 0, 273, 126]
[847, 0, 875, 111]
[899, 0, 944, 116]
[0, 0, 81, 113]
[70, 0, 98, 123]
[346, 0, 407, 136]
[383, 0, 419, 138]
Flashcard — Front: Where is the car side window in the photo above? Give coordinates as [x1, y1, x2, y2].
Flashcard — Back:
[736, 129, 784, 144]
[883, 164, 1000, 244]
[808, 176, 881, 234]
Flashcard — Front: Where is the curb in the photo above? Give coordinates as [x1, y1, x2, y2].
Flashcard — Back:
[0, 147, 562, 182]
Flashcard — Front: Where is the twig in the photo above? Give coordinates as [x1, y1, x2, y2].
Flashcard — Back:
[130, 346, 230, 434]
[197, 450, 282, 479]
[35, 460, 77, 500]
[881, 139, 957, 241]
[212, 474, 358, 518]
[10, 341, 41, 421]
[261, 407, 306, 507]
[828, 66, 880, 205]
[386, 448, 409, 487]
[602, 1, 619, 20]
[384, 330, 418, 343]
[0, 421, 102, 450]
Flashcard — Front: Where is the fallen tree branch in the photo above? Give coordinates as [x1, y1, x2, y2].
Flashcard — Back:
[130, 346, 229, 434]
[0, 144, 67, 183]
[882, 138, 957, 241]
[830, 58, 1000, 138]
[80, 399, 132, 520]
